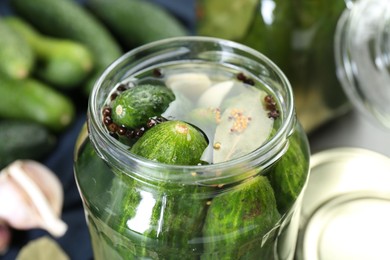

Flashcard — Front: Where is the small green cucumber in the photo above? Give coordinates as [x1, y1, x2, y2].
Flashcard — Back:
[130, 120, 208, 165]
[0, 75, 75, 132]
[10, 0, 123, 94]
[4, 16, 94, 89]
[110, 84, 175, 129]
[0, 17, 34, 79]
[86, 0, 188, 49]
[0, 120, 56, 169]
[202, 176, 281, 259]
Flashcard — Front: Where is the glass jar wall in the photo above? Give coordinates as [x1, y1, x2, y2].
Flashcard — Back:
[197, 0, 351, 132]
[74, 37, 310, 259]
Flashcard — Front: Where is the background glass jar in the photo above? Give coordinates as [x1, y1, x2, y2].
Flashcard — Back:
[74, 36, 310, 259]
[335, 0, 390, 129]
[197, 0, 351, 132]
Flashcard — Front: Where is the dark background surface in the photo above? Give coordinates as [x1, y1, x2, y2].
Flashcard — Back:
[1, 0, 390, 259]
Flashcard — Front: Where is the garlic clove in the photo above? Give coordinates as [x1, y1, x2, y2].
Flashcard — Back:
[197, 80, 234, 108]
[18, 160, 64, 218]
[0, 160, 67, 237]
[165, 72, 212, 101]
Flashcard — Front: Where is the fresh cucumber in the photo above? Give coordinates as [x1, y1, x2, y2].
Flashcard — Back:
[196, 0, 258, 40]
[4, 16, 94, 89]
[307, 0, 348, 108]
[0, 74, 75, 132]
[86, 0, 188, 49]
[9, 0, 123, 94]
[0, 120, 56, 169]
[0, 17, 34, 79]
[240, 0, 293, 73]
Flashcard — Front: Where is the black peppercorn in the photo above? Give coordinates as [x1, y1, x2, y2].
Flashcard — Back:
[118, 125, 127, 135]
[126, 129, 136, 139]
[103, 116, 113, 126]
[117, 84, 128, 92]
[110, 92, 118, 101]
[102, 107, 112, 117]
[153, 68, 163, 77]
[268, 110, 280, 119]
[264, 95, 280, 119]
[243, 78, 255, 86]
[135, 127, 145, 137]
[107, 123, 119, 133]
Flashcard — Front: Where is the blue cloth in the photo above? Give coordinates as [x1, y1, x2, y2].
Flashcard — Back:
[0, 1, 194, 259]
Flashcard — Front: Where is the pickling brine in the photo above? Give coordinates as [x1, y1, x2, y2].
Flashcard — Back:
[74, 36, 310, 259]
[102, 62, 280, 164]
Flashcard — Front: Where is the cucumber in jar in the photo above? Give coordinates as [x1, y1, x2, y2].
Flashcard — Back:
[109, 84, 175, 129]
[102, 120, 210, 258]
[202, 175, 281, 259]
[268, 125, 310, 213]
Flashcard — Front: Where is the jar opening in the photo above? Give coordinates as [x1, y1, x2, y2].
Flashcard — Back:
[88, 36, 295, 185]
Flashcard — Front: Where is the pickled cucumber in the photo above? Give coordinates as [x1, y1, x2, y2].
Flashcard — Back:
[268, 125, 310, 213]
[107, 120, 210, 258]
[110, 84, 175, 129]
[202, 176, 281, 259]
[130, 120, 208, 165]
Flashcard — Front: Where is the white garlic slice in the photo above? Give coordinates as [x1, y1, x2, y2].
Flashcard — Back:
[0, 160, 67, 237]
[197, 80, 234, 108]
[165, 72, 212, 101]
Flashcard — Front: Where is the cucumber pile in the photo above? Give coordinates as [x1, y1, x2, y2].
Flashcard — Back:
[0, 0, 187, 169]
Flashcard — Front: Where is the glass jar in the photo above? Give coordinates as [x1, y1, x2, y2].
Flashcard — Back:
[74, 36, 310, 259]
[196, 0, 351, 132]
[335, 0, 390, 129]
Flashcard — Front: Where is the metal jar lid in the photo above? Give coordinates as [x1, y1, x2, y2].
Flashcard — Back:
[296, 147, 390, 260]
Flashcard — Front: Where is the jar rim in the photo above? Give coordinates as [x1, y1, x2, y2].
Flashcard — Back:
[88, 36, 295, 184]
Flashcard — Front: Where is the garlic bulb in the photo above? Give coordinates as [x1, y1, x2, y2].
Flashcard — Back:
[0, 160, 67, 238]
